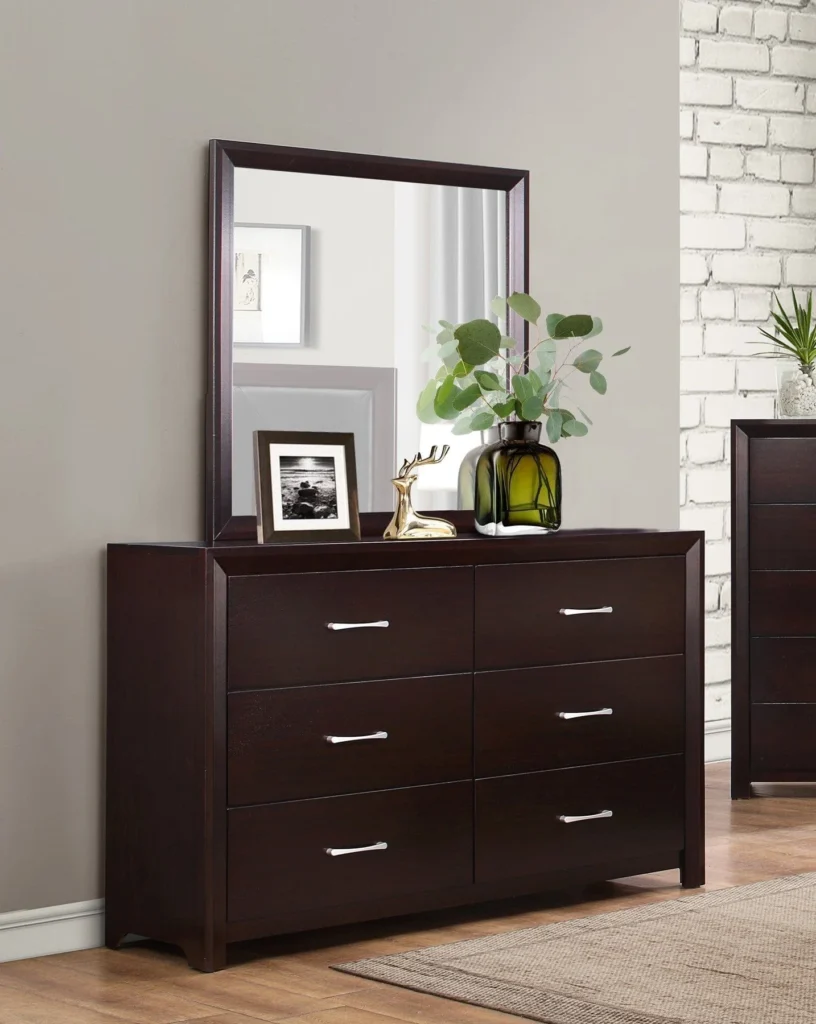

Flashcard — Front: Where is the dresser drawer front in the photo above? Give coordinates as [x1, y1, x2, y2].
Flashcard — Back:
[751, 638, 816, 703]
[751, 572, 816, 636]
[475, 757, 684, 883]
[475, 558, 685, 670]
[750, 506, 816, 571]
[228, 674, 472, 805]
[228, 567, 473, 689]
[752, 704, 816, 774]
[228, 782, 472, 922]
[749, 438, 816, 504]
[475, 657, 684, 777]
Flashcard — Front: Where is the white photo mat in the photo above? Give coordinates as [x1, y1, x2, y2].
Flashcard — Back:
[268, 442, 351, 532]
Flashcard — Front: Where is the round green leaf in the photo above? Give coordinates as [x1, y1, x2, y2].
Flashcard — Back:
[564, 419, 589, 437]
[545, 313, 565, 337]
[454, 319, 502, 366]
[573, 349, 603, 373]
[434, 375, 462, 419]
[590, 370, 608, 395]
[452, 360, 474, 378]
[521, 395, 544, 421]
[438, 319, 455, 330]
[512, 375, 534, 402]
[507, 292, 541, 325]
[474, 370, 503, 391]
[492, 398, 516, 419]
[470, 411, 495, 431]
[451, 416, 475, 435]
[416, 379, 440, 424]
[490, 296, 507, 319]
[499, 336, 516, 350]
[553, 314, 595, 339]
[585, 317, 604, 339]
[452, 382, 483, 411]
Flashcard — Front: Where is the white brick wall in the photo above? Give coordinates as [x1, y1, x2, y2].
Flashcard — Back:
[680, 0, 816, 748]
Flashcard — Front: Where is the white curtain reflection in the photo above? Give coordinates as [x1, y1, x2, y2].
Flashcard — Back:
[394, 184, 506, 509]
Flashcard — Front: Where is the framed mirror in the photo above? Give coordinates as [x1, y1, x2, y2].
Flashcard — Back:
[207, 140, 528, 542]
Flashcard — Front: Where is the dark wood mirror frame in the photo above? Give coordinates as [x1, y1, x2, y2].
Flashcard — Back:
[207, 139, 529, 543]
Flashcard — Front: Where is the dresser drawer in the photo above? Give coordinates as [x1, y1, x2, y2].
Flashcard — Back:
[475, 558, 685, 670]
[751, 639, 816, 702]
[228, 567, 473, 689]
[228, 674, 472, 805]
[749, 437, 816, 504]
[475, 757, 684, 883]
[228, 782, 472, 922]
[752, 704, 816, 774]
[751, 572, 816, 636]
[475, 656, 684, 777]
[750, 506, 816, 570]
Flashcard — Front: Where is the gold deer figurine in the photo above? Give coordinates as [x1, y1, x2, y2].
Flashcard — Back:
[383, 446, 457, 540]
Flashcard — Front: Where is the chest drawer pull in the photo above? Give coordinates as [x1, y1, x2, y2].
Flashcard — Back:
[324, 841, 388, 857]
[324, 731, 388, 745]
[558, 809, 613, 824]
[557, 708, 613, 720]
[559, 606, 613, 617]
[326, 620, 390, 631]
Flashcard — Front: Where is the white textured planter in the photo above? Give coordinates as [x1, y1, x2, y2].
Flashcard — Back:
[778, 365, 816, 418]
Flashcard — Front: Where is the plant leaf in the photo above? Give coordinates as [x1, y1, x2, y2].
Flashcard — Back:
[451, 417, 475, 435]
[452, 359, 474, 378]
[437, 328, 455, 345]
[474, 370, 504, 391]
[416, 379, 440, 424]
[521, 395, 544, 421]
[470, 411, 495, 431]
[454, 319, 502, 366]
[589, 370, 608, 395]
[499, 335, 516, 350]
[546, 314, 565, 337]
[548, 381, 563, 408]
[553, 314, 595, 339]
[563, 419, 589, 437]
[512, 375, 534, 402]
[490, 296, 507, 320]
[546, 410, 563, 443]
[492, 398, 516, 419]
[573, 348, 603, 373]
[438, 320, 455, 330]
[507, 292, 541, 325]
[452, 382, 483, 410]
[434, 375, 463, 420]
[578, 406, 594, 426]
[585, 316, 604, 339]
[612, 346, 631, 357]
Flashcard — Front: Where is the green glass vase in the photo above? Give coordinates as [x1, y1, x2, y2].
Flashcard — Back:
[474, 421, 561, 537]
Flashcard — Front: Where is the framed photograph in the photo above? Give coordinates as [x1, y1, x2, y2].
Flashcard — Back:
[253, 431, 360, 543]
[233, 223, 310, 347]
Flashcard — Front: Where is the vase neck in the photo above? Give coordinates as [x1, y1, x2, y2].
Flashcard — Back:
[500, 420, 541, 444]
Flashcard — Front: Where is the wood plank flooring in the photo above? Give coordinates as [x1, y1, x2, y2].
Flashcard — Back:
[3, 762, 816, 1024]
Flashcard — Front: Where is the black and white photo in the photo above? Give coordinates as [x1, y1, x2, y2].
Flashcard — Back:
[253, 431, 359, 543]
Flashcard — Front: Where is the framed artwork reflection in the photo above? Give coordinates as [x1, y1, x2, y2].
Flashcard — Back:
[253, 431, 360, 543]
[233, 223, 310, 347]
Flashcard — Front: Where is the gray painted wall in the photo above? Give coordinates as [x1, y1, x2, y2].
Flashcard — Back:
[0, 0, 679, 912]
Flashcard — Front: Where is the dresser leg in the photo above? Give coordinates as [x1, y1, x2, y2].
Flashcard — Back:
[180, 936, 227, 973]
[680, 851, 705, 889]
[731, 779, 753, 800]
[104, 918, 128, 951]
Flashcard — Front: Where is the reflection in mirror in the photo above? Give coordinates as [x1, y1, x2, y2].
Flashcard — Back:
[232, 168, 508, 515]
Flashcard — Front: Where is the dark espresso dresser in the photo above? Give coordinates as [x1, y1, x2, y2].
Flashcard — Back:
[732, 420, 816, 797]
[106, 529, 704, 971]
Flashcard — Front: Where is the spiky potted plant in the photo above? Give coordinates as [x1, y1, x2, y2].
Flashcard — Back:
[754, 289, 816, 418]
[416, 292, 629, 535]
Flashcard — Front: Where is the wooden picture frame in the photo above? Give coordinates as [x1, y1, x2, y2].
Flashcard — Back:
[253, 430, 360, 543]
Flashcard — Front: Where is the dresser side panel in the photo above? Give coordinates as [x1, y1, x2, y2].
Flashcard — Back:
[105, 546, 214, 964]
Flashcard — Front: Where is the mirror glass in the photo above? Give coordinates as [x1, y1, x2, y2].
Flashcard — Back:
[231, 167, 508, 515]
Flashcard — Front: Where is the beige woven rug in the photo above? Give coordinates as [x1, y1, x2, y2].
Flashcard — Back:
[335, 873, 816, 1024]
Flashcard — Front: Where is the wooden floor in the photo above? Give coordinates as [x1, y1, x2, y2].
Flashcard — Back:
[3, 761, 816, 1024]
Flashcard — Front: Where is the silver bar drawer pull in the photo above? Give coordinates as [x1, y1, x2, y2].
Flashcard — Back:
[325, 731, 388, 745]
[558, 708, 613, 720]
[559, 606, 613, 617]
[326, 620, 390, 631]
[325, 841, 388, 857]
[558, 810, 613, 824]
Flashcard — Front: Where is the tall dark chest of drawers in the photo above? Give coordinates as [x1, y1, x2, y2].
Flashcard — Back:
[732, 420, 816, 797]
[106, 530, 704, 971]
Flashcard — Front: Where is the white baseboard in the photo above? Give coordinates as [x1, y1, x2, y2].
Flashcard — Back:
[705, 719, 731, 763]
[0, 899, 104, 963]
